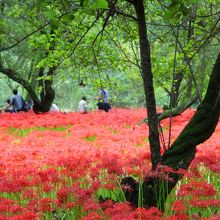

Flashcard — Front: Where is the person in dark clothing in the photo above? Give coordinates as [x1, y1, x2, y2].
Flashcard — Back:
[10, 89, 24, 112]
[96, 88, 111, 112]
[3, 99, 13, 113]
[97, 102, 111, 112]
[23, 99, 33, 112]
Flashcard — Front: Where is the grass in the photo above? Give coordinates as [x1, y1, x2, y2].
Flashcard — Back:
[7, 125, 71, 137]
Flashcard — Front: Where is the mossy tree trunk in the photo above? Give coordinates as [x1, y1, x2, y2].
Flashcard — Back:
[170, 71, 184, 107]
[122, 52, 220, 210]
[123, 0, 220, 210]
[157, 95, 198, 121]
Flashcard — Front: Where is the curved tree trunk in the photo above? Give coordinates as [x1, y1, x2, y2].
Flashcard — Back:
[162, 52, 220, 168]
[157, 95, 198, 121]
[138, 95, 198, 125]
[122, 52, 220, 209]
[0, 60, 55, 113]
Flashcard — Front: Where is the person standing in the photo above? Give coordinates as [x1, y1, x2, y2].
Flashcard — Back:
[78, 96, 87, 114]
[10, 89, 24, 112]
[97, 88, 111, 112]
[99, 88, 109, 103]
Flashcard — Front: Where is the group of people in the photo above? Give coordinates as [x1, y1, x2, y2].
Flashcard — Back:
[1, 87, 111, 114]
[78, 88, 111, 114]
[2, 89, 32, 113]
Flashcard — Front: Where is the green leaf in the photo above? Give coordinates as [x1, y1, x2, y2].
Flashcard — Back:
[180, 4, 190, 16]
[62, 14, 75, 22]
[95, 0, 108, 9]
[167, 0, 179, 11]
[44, 10, 57, 22]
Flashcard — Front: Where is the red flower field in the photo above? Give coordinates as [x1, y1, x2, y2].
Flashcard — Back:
[0, 108, 219, 219]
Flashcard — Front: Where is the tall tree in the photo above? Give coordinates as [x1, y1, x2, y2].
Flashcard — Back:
[118, 0, 220, 209]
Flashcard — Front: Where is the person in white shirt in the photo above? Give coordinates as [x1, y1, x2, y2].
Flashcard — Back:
[78, 96, 87, 114]
[50, 103, 59, 112]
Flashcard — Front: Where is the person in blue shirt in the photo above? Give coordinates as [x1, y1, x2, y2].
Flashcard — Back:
[10, 89, 24, 112]
[97, 88, 111, 112]
[99, 88, 109, 103]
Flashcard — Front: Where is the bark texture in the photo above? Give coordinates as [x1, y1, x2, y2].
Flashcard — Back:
[133, 0, 161, 169]
[122, 52, 220, 209]
[0, 61, 55, 113]
[157, 95, 198, 121]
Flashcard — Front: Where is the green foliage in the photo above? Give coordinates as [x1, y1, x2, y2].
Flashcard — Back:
[80, 0, 109, 9]
[165, 165, 220, 218]
[164, 0, 198, 23]
[7, 126, 71, 137]
[0, 0, 219, 110]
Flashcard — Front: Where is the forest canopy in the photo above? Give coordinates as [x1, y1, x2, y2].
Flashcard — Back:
[0, 0, 219, 111]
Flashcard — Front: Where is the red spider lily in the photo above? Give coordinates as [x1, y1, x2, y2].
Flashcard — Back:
[57, 186, 71, 203]
[22, 189, 37, 200]
[100, 199, 114, 210]
[39, 198, 54, 212]
[130, 207, 162, 220]
[8, 211, 38, 220]
[0, 108, 219, 218]
[0, 197, 15, 212]
[42, 183, 54, 192]
[82, 211, 104, 220]
[165, 214, 189, 220]
[82, 198, 101, 212]
[171, 200, 185, 212]
[65, 201, 75, 209]
[104, 202, 133, 218]
[10, 205, 22, 214]
[203, 214, 220, 220]
[102, 182, 115, 190]
[190, 199, 220, 208]
[178, 180, 216, 197]
[130, 207, 151, 219]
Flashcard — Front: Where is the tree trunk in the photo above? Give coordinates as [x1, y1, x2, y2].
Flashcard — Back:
[0, 61, 55, 113]
[33, 67, 56, 113]
[133, 0, 161, 169]
[157, 95, 198, 121]
[170, 71, 184, 107]
[137, 96, 198, 125]
[162, 52, 220, 169]
[122, 52, 220, 210]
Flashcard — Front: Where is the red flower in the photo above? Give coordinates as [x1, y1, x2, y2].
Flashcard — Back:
[57, 186, 70, 203]
[171, 200, 185, 213]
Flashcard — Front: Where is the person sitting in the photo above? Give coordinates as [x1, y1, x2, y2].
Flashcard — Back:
[78, 96, 88, 114]
[3, 99, 13, 113]
[10, 89, 24, 112]
[25, 99, 33, 111]
[49, 103, 59, 112]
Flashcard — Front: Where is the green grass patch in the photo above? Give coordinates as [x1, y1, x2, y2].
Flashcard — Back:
[7, 125, 72, 137]
[83, 135, 97, 142]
